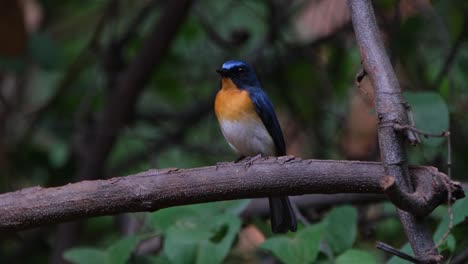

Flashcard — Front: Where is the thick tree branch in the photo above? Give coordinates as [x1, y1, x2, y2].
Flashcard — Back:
[0, 157, 462, 233]
[348, 1, 445, 263]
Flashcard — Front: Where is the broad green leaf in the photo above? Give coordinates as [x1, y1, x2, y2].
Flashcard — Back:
[323, 206, 358, 254]
[163, 213, 242, 264]
[150, 200, 249, 232]
[150, 206, 200, 232]
[336, 249, 378, 264]
[403, 92, 449, 147]
[63, 248, 107, 264]
[261, 223, 324, 264]
[194, 216, 241, 264]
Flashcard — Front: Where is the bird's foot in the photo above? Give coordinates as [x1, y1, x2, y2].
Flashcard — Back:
[234, 156, 246, 163]
[243, 154, 262, 170]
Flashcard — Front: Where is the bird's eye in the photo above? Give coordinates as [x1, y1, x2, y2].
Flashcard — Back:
[238, 67, 245, 73]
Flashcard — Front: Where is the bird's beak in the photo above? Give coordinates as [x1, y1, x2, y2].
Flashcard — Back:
[216, 68, 228, 77]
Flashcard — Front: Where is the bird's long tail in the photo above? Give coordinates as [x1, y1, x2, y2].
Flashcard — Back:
[268, 196, 297, 233]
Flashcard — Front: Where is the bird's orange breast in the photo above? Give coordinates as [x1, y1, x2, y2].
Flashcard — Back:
[215, 78, 259, 121]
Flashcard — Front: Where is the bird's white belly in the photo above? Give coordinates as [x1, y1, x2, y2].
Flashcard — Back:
[219, 119, 276, 156]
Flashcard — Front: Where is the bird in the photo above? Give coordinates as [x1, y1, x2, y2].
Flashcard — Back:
[214, 60, 297, 233]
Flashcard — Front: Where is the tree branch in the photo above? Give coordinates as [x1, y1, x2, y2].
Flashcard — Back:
[348, 0, 445, 263]
[0, 157, 462, 233]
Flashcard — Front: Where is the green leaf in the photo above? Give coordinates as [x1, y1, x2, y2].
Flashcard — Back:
[163, 213, 242, 264]
[63, 248, 107, 264]
[151, 206, 200, 232]
[64, 235, 146, 264]
[438, 234, 456, 253]
[261, 223, 324, 264]
[197, 215, 242, 264]
[434, 197, 468, 241]
[107, 236, 142, 264]
[150, 200, 249, 233]
[403, 92, 449, 146]
[323, 206, 358, 254]
[336, 249, 378, 264]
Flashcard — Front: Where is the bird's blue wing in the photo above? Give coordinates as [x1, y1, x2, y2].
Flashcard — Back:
[247, 88, 286, 156]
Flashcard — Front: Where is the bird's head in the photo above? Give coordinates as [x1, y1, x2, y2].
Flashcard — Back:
[216, 60, 260, 88]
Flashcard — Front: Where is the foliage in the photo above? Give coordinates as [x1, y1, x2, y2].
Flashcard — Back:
[150, 201, 248, 264]
[64, 235, 146, 264]
[261, 206, 360, 263]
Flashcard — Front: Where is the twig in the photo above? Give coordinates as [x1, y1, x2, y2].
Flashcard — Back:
[376, 241, 422, 264]
[433, 132, 454, 250]
[393, 124, 449, 139]
[402, 102, 421, 145]
[433, 181, 453, 250]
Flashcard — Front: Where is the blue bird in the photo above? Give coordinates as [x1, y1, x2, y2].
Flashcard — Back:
[214, 60, 297, 233]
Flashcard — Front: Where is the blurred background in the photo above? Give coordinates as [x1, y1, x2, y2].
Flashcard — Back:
[0, 0, 467, 263]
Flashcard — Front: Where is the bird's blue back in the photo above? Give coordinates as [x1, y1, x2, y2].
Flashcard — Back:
[222, 60, 286, 156]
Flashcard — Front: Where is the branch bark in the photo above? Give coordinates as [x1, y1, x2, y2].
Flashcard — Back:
[0, 157, 462, 233]
[348, 0, 445, 263]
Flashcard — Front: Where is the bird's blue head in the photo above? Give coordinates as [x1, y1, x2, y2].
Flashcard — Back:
[216, 60, 260, 88]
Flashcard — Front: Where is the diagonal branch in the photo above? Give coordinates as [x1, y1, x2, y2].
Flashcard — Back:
[78, 0, 194, 181]
[0, 157, 462, 233]
[348, 0, 447, 263]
